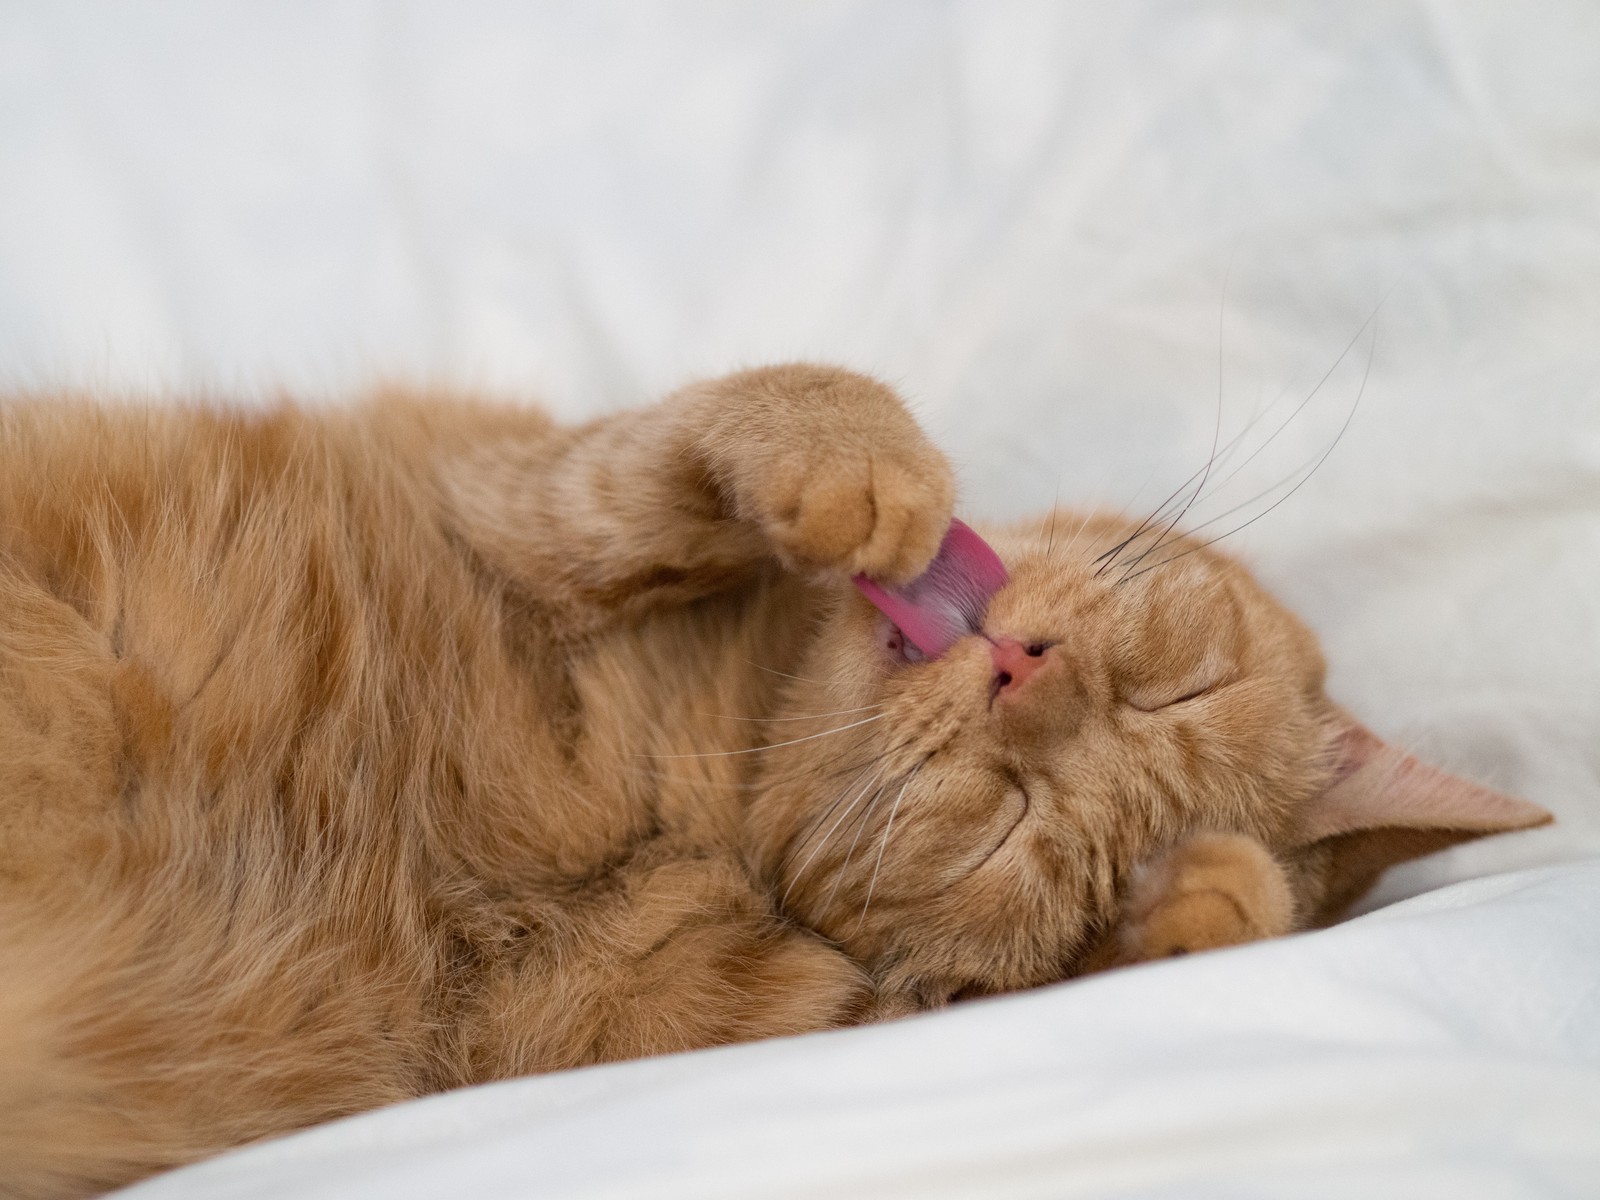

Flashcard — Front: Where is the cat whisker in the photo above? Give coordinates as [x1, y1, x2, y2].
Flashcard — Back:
[1120, 321, 1377, 583]
[776, 741, 914, 796]
[620, 725, 908, 793]
[776, 772, 868, 873]
[1106, 288, 1388, 582]
[1117, 257, 1235, 574]
[1096, 281, 1378, 578]
[773, 733, 922, 879]
[1092, 395, 1282, 571]
[855, 763, 922, 933]
[1092, 442, 1233, 575]
[782, 764, 888, 907]
[1055, 506, 1098, 562]
[1162, 352, 1317, 517]
[1112, 463, 1208, 578]
[820, 774, 891, 914]
[1111, 268, 1238, 578]
[637, 712, 887, 760]
[632, 731, 917, 803]
[743, 660, 827, 686]
[1067, 471, 1161, 564]
[1169, 294, 1386, 525]
[1091, 470, 1204, 577]
[692, 704, 883, 724]
[1153, 444, 1324, 545]
[1043, 481, 1061, 556]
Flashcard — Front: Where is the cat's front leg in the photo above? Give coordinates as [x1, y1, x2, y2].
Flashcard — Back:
[1079, 832, 1297, 972]
[439, 364, 953, 627]
[687, 364, 954, 586]
[460, 843, 895, 1080]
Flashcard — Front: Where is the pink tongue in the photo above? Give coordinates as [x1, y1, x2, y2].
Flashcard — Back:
[853, 519, 1009, 658]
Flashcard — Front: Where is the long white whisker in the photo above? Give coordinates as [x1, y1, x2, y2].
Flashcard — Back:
[744, 660, 826, 685]
[624, 743, 887, 796]
[822, 774, 891, 912]
[1056, 506, 1098, 561]
[775, 762, 876, 872]
[783, 764, 886, 906]
[693, 704, 882, 724]
[638, 713, 888, 760]
[772, 733, 923, 878]
[856, 767, 919, 932]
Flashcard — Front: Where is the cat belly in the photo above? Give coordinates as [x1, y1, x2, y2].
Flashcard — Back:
[0, 403, 830, 1197]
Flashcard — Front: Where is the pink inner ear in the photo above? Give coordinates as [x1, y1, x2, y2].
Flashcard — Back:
[1294, 712, 1553, 845]
[853, 519, 1009, 658]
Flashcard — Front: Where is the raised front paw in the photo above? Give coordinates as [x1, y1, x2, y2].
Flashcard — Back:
[1093, 832, 1296, 969]
[698, 364, 955, 585]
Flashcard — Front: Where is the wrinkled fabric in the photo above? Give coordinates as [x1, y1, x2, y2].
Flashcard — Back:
[2, 3, 1597, 1197]
[120, 863, 1600, 1199]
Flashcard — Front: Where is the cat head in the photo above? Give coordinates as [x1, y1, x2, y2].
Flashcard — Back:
[746, 511, 1550, 1001]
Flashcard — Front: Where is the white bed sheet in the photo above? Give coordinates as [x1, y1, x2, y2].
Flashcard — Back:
[121, 861, 1600, 1200]
[2, 2, 1597, 1196]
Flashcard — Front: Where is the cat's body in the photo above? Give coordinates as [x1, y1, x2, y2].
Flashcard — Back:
[0, 366, 1547, 1198]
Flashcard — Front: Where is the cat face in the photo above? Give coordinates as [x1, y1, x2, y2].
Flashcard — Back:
[747, 510, 1541, 1000]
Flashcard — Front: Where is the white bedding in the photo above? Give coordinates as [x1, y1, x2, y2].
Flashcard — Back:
[2, 3, 1597, 1196]
[119, 862, 1600, 1200]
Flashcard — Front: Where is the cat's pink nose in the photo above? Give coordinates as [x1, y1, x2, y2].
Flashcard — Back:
[990, 637, 1049, 695]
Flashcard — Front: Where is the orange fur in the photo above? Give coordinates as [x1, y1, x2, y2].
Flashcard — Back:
[0, 366, 1548, 1197]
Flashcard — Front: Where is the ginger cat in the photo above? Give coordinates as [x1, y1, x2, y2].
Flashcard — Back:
[0, 365, 1548, 1198]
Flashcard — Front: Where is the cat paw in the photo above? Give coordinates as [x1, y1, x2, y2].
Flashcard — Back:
[701, 365, 954, 585]
[1100, 832, 1296, 967]
[756, 441, 953, 585]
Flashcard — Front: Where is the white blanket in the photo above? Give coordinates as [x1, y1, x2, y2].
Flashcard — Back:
[120, 862, 1600, 1200]
[2, 2, 1597, 1196]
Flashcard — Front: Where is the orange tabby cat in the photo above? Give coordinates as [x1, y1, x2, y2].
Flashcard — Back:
[0, 365, 1548, 1198]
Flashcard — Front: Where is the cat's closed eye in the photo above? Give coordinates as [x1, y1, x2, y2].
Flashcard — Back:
[1123, 680, 1221, 712]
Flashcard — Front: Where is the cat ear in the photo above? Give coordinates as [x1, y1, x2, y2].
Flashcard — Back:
[1294, 713, 1552, 845]
[1289, 710, 1552, 923]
